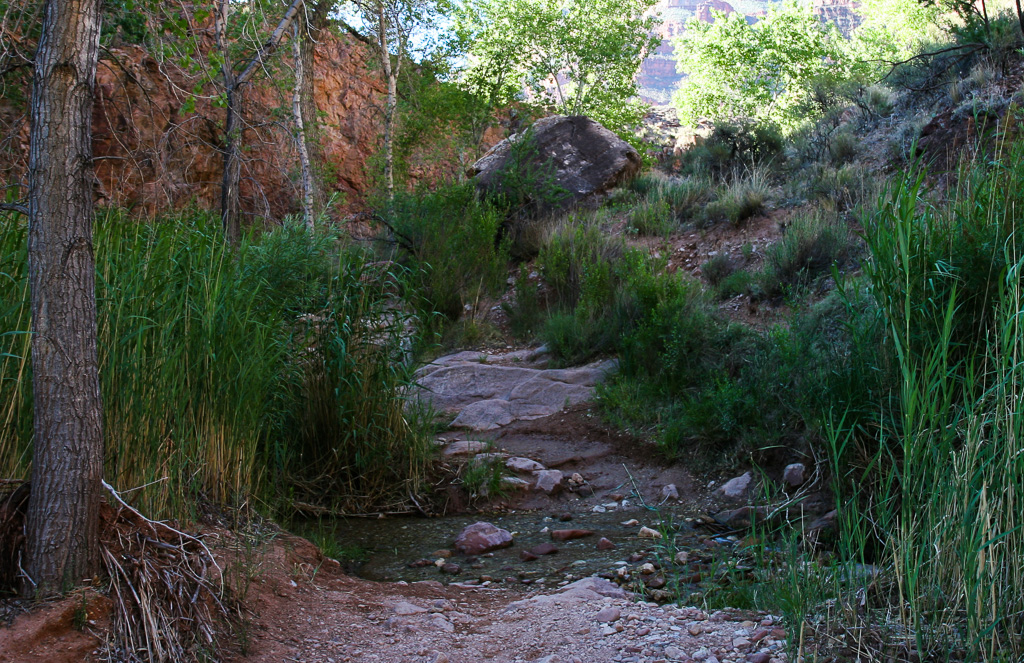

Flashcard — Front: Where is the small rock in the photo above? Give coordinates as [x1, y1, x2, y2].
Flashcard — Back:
[506, 457, 546, 473]
[636, 626, 651, 636]
[591, 505, 607, 513]
[441, 563, 461, 575]
[454, 522, 514, 555]
[621, 519, 639, 526]
[661, 483, 680, 501]
[560, 576, 627, 598]
[393, 601, 428, 615]
[432, 654, 450, 663]
[600, 625, 617, 636]
[688, 623, 703, 636]
[718, 472, 753, 499]
[643, 574, 666, 589]
[534, 470, 565, 494]
[597, 537, 616, 550]
[530, 542, 559, 556]
[551, 529, 594, 541]
[567, 472, 586, 487]
[783, 463, 806, 487]
[595, 606, 621, 623]
[519, 550, 539, 561]
[637, 526, 662, 539]
[665, 646, 685, 660]
[692, 648, 710, 661]
[501, 476, 531, 491]
[638, 563, 656, 574]
[733, 637, 751, 648]
[443, 440, 487, 457]
[747, 654, 771, 663]
[674, 551, 689, 565]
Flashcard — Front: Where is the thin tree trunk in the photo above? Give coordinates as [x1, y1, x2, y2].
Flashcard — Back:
[378, 3, 396, 200]
[1016, 0, 1024, 39]
[299, 1, 331, 210]
[292, 22, 314, 229]
[217, 0, 305, 242]
[24, 0, 105, 597]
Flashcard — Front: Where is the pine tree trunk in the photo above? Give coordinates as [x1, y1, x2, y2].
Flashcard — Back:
[292, 22, 315, 229]
[24, 0, 105, 597]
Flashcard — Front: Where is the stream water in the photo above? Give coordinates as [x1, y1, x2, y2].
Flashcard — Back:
[312, 506, 736, 593]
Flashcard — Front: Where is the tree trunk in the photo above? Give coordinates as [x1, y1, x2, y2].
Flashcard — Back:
[216, 0, 305, 242]
[378, 3, 396, 200]
[299, 1, 331, 210]
[292, 22, 315, 229]
[221, 85, 243, 243]
[24, 0, 105, 597]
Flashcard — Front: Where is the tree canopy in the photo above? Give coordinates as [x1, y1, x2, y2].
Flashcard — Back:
[454, 0, 661, 137]
[672, 1, 850, 130]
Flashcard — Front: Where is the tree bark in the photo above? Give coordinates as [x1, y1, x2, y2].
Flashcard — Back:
[24, 0, 105, 597]
[292, 22, 315, 229]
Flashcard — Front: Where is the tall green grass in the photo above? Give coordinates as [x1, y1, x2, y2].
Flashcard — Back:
[0, 209, 428, 518]
[823, 145, 1024, 660]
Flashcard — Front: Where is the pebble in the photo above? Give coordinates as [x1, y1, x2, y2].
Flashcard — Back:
[638, 526, 662, 539]
[597, 537, 616, 550]
[595, 607, 621, 623]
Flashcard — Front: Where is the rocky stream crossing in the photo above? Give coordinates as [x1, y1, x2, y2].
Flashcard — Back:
[245, 347, 803, 663]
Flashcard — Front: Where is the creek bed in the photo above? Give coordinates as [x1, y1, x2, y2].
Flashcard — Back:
[309, 507, 734, 593]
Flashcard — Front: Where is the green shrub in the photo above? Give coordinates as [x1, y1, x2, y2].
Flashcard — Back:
[701, 253, 738, 287]
[716, 269, 752, 299]
[385, 183, 509, 321]
[537, 220, 625, 310]
[828, 131, 859, 165]
[679, 120, 784, 179]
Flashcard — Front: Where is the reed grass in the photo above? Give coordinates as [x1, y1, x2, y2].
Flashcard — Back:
[823, 140, 1024, 660]
[0, 209, 429, 519]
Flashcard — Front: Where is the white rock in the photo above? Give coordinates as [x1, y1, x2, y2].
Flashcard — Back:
[717, 472, 753, 499]
[783, 463, 806, 487]
[638, 526, 663, 539]
[661, 483, 680, 501]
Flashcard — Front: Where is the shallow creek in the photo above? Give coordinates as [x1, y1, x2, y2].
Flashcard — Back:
[316, 506, 734, 591]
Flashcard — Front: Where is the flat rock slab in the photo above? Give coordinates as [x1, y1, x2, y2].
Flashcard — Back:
[414, 353, 617, 431]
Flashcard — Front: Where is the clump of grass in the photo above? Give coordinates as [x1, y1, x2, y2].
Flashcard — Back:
[828, 131, 858, 165]
[705, 172, 768, 226]
[628, 198, 675, 236]
[759, 212, 852, 298]
[660, 176, 715, 221]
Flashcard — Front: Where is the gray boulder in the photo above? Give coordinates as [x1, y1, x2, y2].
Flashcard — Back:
[469, 115, 642, 215]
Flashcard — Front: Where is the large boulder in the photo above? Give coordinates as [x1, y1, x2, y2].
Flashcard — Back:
[469, 115, 641, 215]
